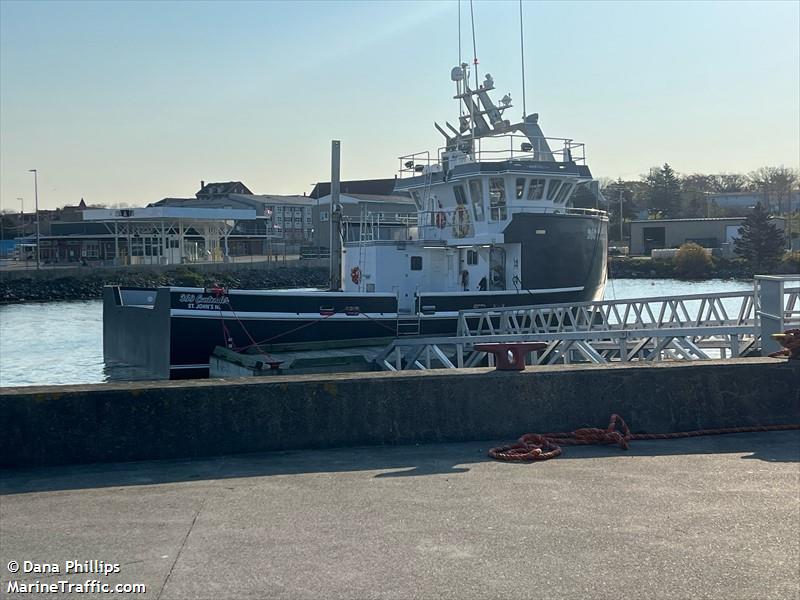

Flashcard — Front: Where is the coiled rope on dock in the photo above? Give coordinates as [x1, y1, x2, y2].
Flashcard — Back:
[488, 414, 800, 462]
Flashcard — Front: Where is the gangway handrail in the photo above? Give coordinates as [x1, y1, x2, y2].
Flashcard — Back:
[375, 278, 800, 371]
[459, 288, 797, 315]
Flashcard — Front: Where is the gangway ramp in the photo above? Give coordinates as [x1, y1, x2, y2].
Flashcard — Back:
[376, 275, 799, 371]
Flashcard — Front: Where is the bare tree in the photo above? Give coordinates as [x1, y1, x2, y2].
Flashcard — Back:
[748, 166, 799, 214]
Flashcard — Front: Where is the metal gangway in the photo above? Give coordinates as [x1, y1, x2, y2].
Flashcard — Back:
[376, 275, 800, 371]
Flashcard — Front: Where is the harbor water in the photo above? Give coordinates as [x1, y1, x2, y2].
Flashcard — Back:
[0, 279, 755, 387]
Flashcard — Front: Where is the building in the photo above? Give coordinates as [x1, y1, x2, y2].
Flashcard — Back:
[39, 207, 255, 265]
[150, 181, 316, 252]
[309, 178, 398, 199]
[11, 179, 415, 265]
[708, 191, 800, 214]
[629, 217, 787, 256]
[313, 192, 416, 250]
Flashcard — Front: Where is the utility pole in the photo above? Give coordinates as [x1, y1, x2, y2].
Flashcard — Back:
[618, 187, 624, 243]
[329, 140, 342, 290]
[28, 169, 40, 269]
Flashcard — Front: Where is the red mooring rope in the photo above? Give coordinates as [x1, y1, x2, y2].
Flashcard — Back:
[488, 414, 800, 462]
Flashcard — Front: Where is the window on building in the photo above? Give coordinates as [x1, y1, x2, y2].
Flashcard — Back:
[527, 178, 546, 200]
[320, 211, 329, 222]
[468, 179, 485, 221]
[410, 256, 423, 270]
[466, 249, 478, 265]
[515, 178, 526, 200]
[84, 241, 99, 258]
[489, 177, 507, 221]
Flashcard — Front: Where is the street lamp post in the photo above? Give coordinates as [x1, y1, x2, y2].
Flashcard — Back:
[28, 169, 40, 270]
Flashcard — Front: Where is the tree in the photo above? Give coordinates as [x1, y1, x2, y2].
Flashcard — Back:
[674, 243, 712, 279]
[748, 166, 799, 214]
[680, 173, 716, 218]
[713, 172, 748, 193]
[643, 163, 681, 218]
[733, 203, 786, 272]
[601, 179, 639, 242]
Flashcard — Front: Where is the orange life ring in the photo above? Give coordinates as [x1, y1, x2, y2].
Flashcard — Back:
[351, 266, 361, 285]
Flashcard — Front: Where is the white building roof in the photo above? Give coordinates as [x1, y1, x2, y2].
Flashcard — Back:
[82, 207, 257, 221]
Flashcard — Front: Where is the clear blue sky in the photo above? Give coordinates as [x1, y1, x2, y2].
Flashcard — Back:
[1, 0, 798, 210]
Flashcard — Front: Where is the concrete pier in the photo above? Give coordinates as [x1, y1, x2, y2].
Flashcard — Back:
[1, 358, 798, 469]
[1, 433, 798, 599]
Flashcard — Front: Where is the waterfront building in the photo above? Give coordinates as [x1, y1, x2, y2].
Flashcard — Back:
[630, 216, 787, 256]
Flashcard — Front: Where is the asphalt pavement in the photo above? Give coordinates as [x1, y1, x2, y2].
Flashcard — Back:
[1, 431, 798, 599]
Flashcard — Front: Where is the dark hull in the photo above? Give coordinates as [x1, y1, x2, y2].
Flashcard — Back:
[105, 287, 603, 380]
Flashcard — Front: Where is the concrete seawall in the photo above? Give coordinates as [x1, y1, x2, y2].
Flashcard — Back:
[2, 358, 798, 469]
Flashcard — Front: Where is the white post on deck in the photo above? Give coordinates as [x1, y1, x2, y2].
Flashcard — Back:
[756, 275, 788, 355]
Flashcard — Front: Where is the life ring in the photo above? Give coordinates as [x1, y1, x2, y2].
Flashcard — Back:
[452, 205, 471, 239]
[435, 211, 447, 229]
[351, 266, 361, 285]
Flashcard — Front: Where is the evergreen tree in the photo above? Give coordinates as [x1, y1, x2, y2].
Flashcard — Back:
[643, 163, 681, 217]
[733, 203, 786, 271]
[602, 179, 638, 242]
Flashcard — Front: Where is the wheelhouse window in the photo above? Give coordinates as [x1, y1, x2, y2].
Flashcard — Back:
[410, 256, 423, 270]
[410, 190, 423, 210]
[454, 184, 468, 206]
[515, 178, 525, 200]
[547, 179, 562, 200]
[468, 179, 485, 221]
[488, 177, 507, 221]
[527, 178, 546, 200]
[555, 183, 573, 203]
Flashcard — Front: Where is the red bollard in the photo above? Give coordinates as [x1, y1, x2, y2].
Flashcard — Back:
[473, 342, 547, 371]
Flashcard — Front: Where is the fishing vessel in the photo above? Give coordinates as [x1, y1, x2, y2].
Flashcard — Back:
[105, 62, 608, 379]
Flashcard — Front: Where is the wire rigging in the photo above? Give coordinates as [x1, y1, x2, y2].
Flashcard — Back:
[519, 0, 527, 118]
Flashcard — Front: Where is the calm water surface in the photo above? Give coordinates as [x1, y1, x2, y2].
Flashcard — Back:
[0, 279, 755, 387]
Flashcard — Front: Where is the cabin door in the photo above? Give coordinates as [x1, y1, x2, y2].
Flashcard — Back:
[489, 246, 506, 291]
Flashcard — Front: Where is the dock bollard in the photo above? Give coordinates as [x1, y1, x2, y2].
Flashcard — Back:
[473, 342, 547, 371]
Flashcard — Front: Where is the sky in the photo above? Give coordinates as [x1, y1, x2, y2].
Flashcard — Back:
[1, 0, 798, 210]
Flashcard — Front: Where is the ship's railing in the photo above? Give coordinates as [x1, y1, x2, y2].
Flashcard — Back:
[341, 213, 418, 244]
[399, 135, 586, 178]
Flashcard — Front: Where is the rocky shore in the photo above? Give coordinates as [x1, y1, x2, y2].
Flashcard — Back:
[0, 265, 328, 304]
[609, 254, 800, 280]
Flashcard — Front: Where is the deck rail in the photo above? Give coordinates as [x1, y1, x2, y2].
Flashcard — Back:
[398, 135, 586, 178]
